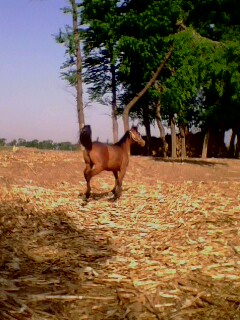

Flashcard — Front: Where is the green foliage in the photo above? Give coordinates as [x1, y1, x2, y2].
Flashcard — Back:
[183, 0, 240, 41]
[0, 138, 6, 146]
[175, 0, 240, 132]
[160, 28, 217, 126]
[81, 0, 121, 103]
[5, 139, 78, 151]
[118, 0, 181, 85]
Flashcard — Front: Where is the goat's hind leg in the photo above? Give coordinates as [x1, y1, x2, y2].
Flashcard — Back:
[84, 165, 103, 200]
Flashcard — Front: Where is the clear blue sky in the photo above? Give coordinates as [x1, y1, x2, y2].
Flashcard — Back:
[0, 0, 117, 143]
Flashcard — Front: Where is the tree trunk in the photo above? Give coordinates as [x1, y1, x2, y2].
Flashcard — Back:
[112, 110, 118, 143]
[155, 99, 168, 157]
[202, 129, 210, 158]
[143, 106, 151, 155]
[179, 126, 187, 159]
[229, 128, 236, 158]
[122, 47, 173, 132]
[70, 0, 85, 131]
[236, 131, 240, 159]
[111, 63, 118, 143]
[218, 128, 225, 157]
[170, 115, 177, 158]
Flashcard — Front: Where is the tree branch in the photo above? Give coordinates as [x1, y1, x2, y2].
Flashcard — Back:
[123, 46, 174, 131]
[176, 20, 222, 45]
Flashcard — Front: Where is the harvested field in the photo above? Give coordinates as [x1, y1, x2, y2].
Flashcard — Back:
[0, 148, 240, 319]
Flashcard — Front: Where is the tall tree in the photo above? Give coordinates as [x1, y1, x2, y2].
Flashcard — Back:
[81, 0, 121, 142]
[118, 0, 180, 133]
[160, 27, 219, 157]
[70, 0, 85, 130]
[121, 47, 173, 132]
[55, 0, 85, 135]
[154, 82, 168, 157]
[183, 0, 240, 157]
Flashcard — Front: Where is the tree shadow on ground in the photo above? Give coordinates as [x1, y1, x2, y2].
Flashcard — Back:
[0, 200, 123, 319]
[1, 199, 240, 319]
[152, 157, 228, 167]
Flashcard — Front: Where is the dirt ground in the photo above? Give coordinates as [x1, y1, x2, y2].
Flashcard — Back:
[0, 148, 240, 319]
[1, 148, 240, 187]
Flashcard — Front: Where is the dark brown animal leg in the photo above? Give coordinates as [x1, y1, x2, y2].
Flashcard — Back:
[84, 165, 103, 199]
[111, 171, 119, 195]
[83, 164, 92, 199]
[114, 167, 127, 200]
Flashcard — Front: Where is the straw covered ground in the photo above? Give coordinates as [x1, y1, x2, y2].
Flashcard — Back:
[0, 148, 240, 320]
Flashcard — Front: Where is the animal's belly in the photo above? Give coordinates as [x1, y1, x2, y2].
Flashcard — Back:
[104, 147, 127, 171]
[105, 163, 121, 171]
[105, 156, 124, 170]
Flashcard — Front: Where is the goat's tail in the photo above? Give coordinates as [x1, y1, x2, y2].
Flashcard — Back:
[80, 125, 92, 151]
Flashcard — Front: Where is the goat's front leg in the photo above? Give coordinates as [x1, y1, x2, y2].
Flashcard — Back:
[111, 171, 119, 195]
[114, 166, 127, 200]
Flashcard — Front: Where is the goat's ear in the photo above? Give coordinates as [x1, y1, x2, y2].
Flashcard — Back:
[132, 126, 139, 132]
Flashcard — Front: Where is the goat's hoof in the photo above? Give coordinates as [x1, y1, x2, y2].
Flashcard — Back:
[113, 193, 120, 201]
[82, 194, 89, 202]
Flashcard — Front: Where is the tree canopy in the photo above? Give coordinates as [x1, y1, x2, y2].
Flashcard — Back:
[56, 0, 240, 158]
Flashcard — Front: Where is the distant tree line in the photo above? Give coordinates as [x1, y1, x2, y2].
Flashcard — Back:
[0, 138, 78, 151]
[1, 133, 238, 158]
[55, 0, 240, 159]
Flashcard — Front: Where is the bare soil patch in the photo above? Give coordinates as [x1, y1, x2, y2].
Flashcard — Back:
[1, 148, 240, 319]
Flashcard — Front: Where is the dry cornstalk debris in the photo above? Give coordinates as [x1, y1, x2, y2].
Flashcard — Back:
[0, 149, 240, 319]
[28, 294, 116, 301]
